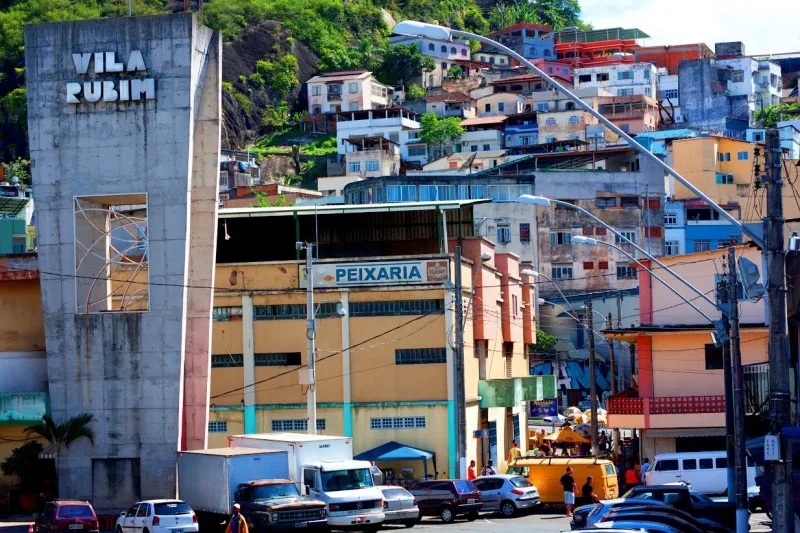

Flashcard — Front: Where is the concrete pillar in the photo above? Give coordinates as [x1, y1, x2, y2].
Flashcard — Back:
[445, 289, 456, 478]
[341, 292, 352, 437]
[242, 295, 256, 433]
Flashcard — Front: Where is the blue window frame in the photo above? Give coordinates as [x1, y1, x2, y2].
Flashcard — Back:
[395, 348, 447, 364]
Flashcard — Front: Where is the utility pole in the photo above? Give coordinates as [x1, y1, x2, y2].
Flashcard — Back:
[586, 300, 598, 456]
[302, 242, 317, 435]
[454, 246, 466, 478]
[719, 260, 736, 502]
[764, 128, 794, 532]
[607, 312, 620, 452]
[728, 247, 748, 533]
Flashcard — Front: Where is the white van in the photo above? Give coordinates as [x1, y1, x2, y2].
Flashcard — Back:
[645, 451, 756, 495]
[302, 460, 386, 530]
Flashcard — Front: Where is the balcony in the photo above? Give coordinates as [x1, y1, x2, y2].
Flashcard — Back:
[327, 92, 342, 102]
[607, 395, 725, 429]
[0, 392, 49, 424]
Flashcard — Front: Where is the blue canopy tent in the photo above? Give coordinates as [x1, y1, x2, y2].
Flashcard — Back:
[354, 441, 437, 479]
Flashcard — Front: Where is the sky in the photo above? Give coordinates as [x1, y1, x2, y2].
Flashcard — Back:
[580, 0, 800, 56]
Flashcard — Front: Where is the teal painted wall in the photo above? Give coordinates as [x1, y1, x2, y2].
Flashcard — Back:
[0, 219, 26, 255]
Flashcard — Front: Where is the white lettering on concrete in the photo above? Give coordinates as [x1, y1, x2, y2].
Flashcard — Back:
[67, 50, 155, 104]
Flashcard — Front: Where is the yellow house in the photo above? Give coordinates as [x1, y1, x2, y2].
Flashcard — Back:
[605, 246, 768, 458]
[209, 201, 553, 480]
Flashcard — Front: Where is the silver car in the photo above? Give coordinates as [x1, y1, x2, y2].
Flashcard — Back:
[376, 485, 420, 528]
[472, 474, 541, 517]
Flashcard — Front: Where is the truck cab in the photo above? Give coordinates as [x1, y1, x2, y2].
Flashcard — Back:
[301, 460, 385, 530]
[234, 480, 327, 531]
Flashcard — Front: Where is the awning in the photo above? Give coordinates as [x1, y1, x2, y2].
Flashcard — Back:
[354, 441, 437, 478]
[478, 376, 557, 408]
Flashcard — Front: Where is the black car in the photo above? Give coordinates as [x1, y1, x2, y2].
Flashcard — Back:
[408, 480, 482, 523]
[622, 484, 740, 530]
[602, 509, 733, 533]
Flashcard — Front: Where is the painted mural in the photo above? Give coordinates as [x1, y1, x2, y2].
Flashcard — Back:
[530, 359, 612, 396]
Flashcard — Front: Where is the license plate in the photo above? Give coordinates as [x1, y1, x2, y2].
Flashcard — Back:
[69, 525, 83, 530]
[355, 516, 366, 523]
[294, 523, 307, 529]
[468, 499, 476, 504]
[173, 529, 183, 533]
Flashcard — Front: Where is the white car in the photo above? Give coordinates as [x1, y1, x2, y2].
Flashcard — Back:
[116, 500, 198, 533]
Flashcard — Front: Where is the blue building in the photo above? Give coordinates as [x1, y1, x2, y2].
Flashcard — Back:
[666, 198, 762, 253]
[504, 111, 539, 148]
[485, 22, 555, 60]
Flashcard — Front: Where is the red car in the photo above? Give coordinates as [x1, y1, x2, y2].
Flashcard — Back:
[408, 480, 483, 523]
[35, 501, 99, 533]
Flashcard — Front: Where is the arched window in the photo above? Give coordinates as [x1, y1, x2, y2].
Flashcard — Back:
[442, 62, 448, 70]
[569, 115, 579, 124]
[428, 43, 435, 51]
[546, 118, 556, 126]
[461, 49, 467, 57]
[544, 49, 551, 57]
[441, 45, 447, 53]
[451, 46, 457, 54]
[566, 102, 576, 110]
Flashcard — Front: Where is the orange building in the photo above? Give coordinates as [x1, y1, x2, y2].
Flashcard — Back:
[636, 44, 716, 75]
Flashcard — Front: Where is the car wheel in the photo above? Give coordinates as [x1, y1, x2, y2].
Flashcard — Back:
[500, 501, 516, 518]
[440, 507, 454, 523]
[467, 511, 479, 521]
[403, 518, 416, 528]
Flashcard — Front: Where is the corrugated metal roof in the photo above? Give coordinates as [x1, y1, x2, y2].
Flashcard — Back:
[218, 199, 491, 218]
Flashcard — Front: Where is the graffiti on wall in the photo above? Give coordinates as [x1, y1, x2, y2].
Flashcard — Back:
[530, 359, 612, 395]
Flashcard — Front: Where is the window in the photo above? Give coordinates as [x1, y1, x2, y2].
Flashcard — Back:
[349, 300, 444, 317]
[537, 102, 549, 112]
[617, 70, 634, 80]
[617, 88, 633, 96]
[483, 144, 491, 151]
[255, 353, 301, 366]
[497, 226, 511, 243]
[737, 151, 749, 160]
[583, 261, 594, 270]
[550, 230, 571, 244]
[546, 136, 556, 143]
[420, 185, 456, 201]
[370, 417, 426, 429]
[498, 102, 505, 112]
[615, 230, 636, 244]
[208, 421, 227, 433]
[732, 70, 744, 83]
[683, 459, 697, 471]
[441, 45, 447, 53]
[597, 197, 616, 208]
[311, 85, 321, 96]
[519, 223, 531, 243]
[461, 49, 467, 57]
[598, 261, 609, 270]
[312, 105, 322, 115]
[715, 172, 734, 184]
[699, 458, 714, 470]
[349, 161, 361, 173]
[396, 348, 447, 364]
[617, 266, 636, 279]
[213, 306, 243, 321]
[578, 74, 592, 83]
[212, 354, 243, 368]
[551, 265, 573, 280]
[663, 89, 679, 99]
[654, 459, 679, 472]
[566, 102, 576, 110]
[716, 457, 728, 469]
[348, 102, 358, 111]
[665, 240, 679, 256]
[365, 160, 380, 172]
[705, 343, 723, 370]
[718, 152, 731, 162]
[544, 49, 550, 57]
[485, 103, 491, 112]
[643, 69, 651, 79]
[407, 146, 427, 157]
[568, 115, 579, 124]
[471, 145, 479, 152]
[253, 303, 339, 320]
[597, 73, 609, 82]
[428, 43, 435, 51]
[545, 117, 556, 126]
[348, 82, 359, 93]
[272, 419, 326, 432]
[441, 61, 448, 70]
[620, 123, 630, 133]
[620, 196, 639, 207]
[389, 132, 399, 143]
[470, 185, 485, 198]
[693, 240, 711, 253]
[387, 185, 417, 202]
[450, 46, 456, 54]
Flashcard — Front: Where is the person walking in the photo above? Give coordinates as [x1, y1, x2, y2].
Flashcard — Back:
[481, 460, 496, 476]
[560, 466, 576, 517]
[640, 457, 651, 485]
[581, 476, 599, 506]
[224, 504, 249, 533]
[467, 460, 476, 481]
[624, 463, 640, 489]
[506, 440, 522, 465]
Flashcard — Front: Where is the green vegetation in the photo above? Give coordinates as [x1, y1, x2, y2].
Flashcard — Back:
[254, 132, 337, 156]
[489, 0, 586, 31]
[531, 329, 558, 352]
[376, 44, 436, 86]
[447, 65, 464, 80]
[1, 157, 30, 184]
[406, 84, 426, 100]
[419, 112, 464, 158]
[254, 54, 298, 98]
[251, 190, 294, 207]
[755, 102, 799, 127]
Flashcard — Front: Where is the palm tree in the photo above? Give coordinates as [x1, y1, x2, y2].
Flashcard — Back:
[25, 413, 95, 494]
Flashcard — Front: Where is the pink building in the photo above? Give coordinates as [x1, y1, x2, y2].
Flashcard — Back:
[597, 94, 659, 134]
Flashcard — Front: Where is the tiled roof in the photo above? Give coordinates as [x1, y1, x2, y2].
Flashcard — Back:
[425, 91, 473, 103]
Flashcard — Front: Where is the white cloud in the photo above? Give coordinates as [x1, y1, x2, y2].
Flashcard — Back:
[580, 0, 800, 56]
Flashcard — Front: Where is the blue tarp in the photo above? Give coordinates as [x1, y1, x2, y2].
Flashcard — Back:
[354, 441, 437, 478]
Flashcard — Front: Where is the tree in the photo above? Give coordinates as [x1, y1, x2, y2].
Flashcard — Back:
[511, 1, 540, 24]
[755, 102, 799, 127]
[1, 157, 30, 184]
[447, 64, 464, 80]
[419, 112, 464, 159]
[0, 441, 55, 492]
[406, 84, 426, 101]
[377, 44, 436, 86]
[25, 413, 95, 493]
[348, 37, 385, 72]
[254, 54, 299, 99]
[531, 0, 582, 30]
[531, 329, 558, 352]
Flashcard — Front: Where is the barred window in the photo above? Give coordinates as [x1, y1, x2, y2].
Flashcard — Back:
[272, 419, 326, 432]
[213, 307, 243, 321]
[212, 354, 244, 368]
[255, 353, 302, 366]
[208, 421, 228, 433]
[254, 303, 339, 320]
[395, 348, 447, 364]
[370, 417, 426, 430]
[349, 300, 444, 317]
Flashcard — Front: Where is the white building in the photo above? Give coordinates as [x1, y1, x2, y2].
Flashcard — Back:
[459, 116, 506, 153]
[335, 108, 428, 166]
[756, 60, 783, 107]
[574, 63, 658, 98]
[658, 72, 683, 124]
[476, 93, 528, 117]
[474, 51, 512, 68]
[389, 34, 471, 89]
[717, 57, 759, 98]
[663, 200, 686, 256]
[777, 121, 800, 159]
[306, 70, 390, 114]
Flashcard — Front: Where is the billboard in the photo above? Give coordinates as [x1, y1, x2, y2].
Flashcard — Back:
[529, 398, 558, 418]
[299, 259, 450, 288]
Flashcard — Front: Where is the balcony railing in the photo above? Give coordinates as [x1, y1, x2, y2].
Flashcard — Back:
[607, 395, 725, 415]
[327, 92, 342, 102]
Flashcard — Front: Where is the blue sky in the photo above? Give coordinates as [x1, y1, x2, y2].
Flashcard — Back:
[580, 0, 800, 56]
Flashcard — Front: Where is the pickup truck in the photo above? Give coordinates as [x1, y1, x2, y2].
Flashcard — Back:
[622, 484, 739, 530]
[236, 480, 328, 531]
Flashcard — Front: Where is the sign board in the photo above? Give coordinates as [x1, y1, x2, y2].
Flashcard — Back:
[67, 51, 156, 104]
[529, 398, 558, 418]
[764, 434, 781, 462]
[473, 429, 489, 439]
[299, 259, 450, 288]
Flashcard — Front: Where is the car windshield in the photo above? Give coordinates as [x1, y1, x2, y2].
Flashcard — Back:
[58, 506, 94, 519]
[250, 484, 301, 499]
[321, 468, 373, 491]
[153, 502, 193, 516]
[509, 476, 532, 488]
[454, 481, 478, 493]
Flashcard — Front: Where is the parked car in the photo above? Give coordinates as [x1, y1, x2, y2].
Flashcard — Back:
[599, 510, 733, 533]
[376, 486, 419, 528]
[471, 475, 540, 517]
[622, 483, 740, 529]
[571, 499, 667, 529]
[36, 501, 99, 533]
[116, 500, 198, 533]
[644, 452, 755, 495]
[588, 520, 697, 533]
[408, 480, 482, 523]
[235, 480, 327, 531]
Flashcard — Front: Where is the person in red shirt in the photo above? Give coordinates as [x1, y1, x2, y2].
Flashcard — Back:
[467, 460, 476, 480]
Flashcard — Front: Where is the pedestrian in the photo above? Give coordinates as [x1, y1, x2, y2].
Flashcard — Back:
[467, 460, 476, 481]
[624, 463, 640, 489]
[224, 504, 249, 533]
[640, 457, 651, 485]
[581, 476, 599, 506]
[538, 428, 547, 446]
[481, 460, 496, 476]
[560, 466, 576, 517]
[539, 442, 551, 456]
[507, 440, 521, 465]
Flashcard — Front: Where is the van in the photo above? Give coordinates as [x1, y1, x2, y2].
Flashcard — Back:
[645, 451, 756, 495]
[302, 460, 386, 530]
[507, 457, 619, 504]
